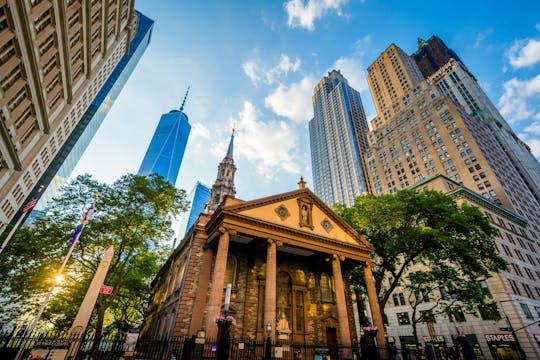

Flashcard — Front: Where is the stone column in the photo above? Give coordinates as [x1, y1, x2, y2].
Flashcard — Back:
[363, 264, 387, 349]
[205, 228, 233, 339]
[332, 254, 352, 357]
[264, 239, 278, 340]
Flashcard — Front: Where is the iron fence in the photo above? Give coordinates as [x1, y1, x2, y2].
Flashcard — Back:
[0, 330, 128, 360]
[135, 336, 366, 360]
[0, 331, 461, 360]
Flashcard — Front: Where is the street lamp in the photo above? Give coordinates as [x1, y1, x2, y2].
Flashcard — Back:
[265, 322, 272, 360]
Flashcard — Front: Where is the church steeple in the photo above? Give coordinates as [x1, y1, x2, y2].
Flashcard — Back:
[206, 129, 237, 213]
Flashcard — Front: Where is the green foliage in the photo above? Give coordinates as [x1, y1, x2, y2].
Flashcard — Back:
[335, 189, 507, 316]
[0, 173, 188, 336]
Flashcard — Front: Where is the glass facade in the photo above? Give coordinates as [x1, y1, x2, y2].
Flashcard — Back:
[309, 70, 369, 207]
[137, 108, 191, 186]
[177, 181, 211, 236]
[31, 11, 154, 212]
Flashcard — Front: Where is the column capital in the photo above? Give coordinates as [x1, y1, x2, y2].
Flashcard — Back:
[219, 227, 237, 236]
[267, 238, 282, 246]
[332, 254, 345, 262]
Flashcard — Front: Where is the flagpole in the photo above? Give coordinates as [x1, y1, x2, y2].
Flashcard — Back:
[14, 193, 99, 360]
[0, 214, 27, 256]
[0, 185, 44, 256]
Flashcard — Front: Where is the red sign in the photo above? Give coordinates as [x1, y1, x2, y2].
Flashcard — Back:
[100, 285, 113, 294]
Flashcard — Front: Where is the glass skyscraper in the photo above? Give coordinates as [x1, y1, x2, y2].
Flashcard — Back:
[32, 12, 154, 213]
[309, 70, 369, 207]
[177, 181, 211, 236]
[137, 93, 191, 186]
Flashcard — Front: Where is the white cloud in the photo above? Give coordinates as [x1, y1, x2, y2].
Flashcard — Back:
[225, 101, 301, 180]
[329, 35, 371, 92]
[284, 0, 348, 31]
[190, 122, 211, 139]
[265, 55, 301, 84]
[527, 139, 540, 158]
[474, 29, 493, 48]
[332, 57, 367, 92]
[243, 54, 301, 85]
[524, 122, 540, 135]
[498, 74, 540, 123]
[264, 76, 317, 123]
[242, 61, 260, 83]
[508, 38, 540, 68]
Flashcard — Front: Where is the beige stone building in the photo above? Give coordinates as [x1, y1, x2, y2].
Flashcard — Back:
[380, 175, 540, 359]
[138, 135, 385, 359]
[0, 0, 138, 229]
[363, 41, 540, 359]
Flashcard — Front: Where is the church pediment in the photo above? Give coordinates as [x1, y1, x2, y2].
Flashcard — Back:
[223, 189, 371, 250]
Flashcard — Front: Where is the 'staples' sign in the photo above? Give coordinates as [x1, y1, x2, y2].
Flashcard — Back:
[100, 285, 113, 294]
[485, 334, 516, 342]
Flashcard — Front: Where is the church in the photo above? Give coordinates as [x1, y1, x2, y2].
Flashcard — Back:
[137, 131, 386, 358]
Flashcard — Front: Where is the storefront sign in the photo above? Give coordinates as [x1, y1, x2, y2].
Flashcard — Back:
[485, 334, 516, 342]
[423, 335, 445, 342]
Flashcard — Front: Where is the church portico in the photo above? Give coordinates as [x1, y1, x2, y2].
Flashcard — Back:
[138, 131, 384, 358]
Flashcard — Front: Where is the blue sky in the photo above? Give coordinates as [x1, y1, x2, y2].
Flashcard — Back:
[73, 0, 540, 202]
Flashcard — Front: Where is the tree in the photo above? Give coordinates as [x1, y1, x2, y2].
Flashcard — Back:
[335, 189, 507, 345]
[0, 174, 188, 355]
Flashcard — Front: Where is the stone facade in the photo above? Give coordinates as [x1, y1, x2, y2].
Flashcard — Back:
[139, 184, 382, 354]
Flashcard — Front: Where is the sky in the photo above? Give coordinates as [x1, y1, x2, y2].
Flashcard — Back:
[72, 0, 540, 203]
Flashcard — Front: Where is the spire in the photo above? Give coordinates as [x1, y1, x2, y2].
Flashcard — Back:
[225, 127, 235, 159]
[205, 129, 237, 214]
[179, 86, 190, 111]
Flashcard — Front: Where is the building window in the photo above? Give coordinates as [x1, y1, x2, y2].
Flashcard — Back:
[320, 273, 333, 302]
[397, 312, 411, 325]
[520, 303, 534, 319]
[449, 307, 466, 322]
[478, 303, 501, 321]
[420, 310, 436, 323]
[225, 256, 237, 286]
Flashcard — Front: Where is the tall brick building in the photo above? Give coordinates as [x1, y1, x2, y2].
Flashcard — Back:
[363, 40, 540, 359]
[138, 134, 383, 359]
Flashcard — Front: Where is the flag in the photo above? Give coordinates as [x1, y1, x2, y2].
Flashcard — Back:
[71, 225, 83, 244]
[22, 197, 37, 213]
[71, 205, 95, 243]
[81, 206, 94, 224]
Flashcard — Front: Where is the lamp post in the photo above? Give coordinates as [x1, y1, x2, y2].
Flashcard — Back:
[265, 322, 272, 360]
[217, 284, 232, 360]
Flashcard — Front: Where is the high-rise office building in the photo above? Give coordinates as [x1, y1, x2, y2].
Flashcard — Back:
[412, 35, 464, 79]
[138, 90, 191, 186]
[366, 44, 425, 130]
[363, 40, 540, 358]
[309, 70, 369, 207]
[177, 181, 210, 236]
[33, 11, 154, 213]
[0, 0, 149, 229]
[413, 36, 540, 201]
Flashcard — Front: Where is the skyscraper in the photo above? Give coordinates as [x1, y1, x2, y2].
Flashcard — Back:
[138, 90, 191, 186]
[309, 70, 369, 207]
[33, 11, 154, 213]
[363, 40, 540, 359]
[177, 181, 211, 236]
[413, 36, 540, 201]
[0, 0, 149, 229]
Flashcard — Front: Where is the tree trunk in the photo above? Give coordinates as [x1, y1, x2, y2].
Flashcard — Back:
[90, 305, 106, 359]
